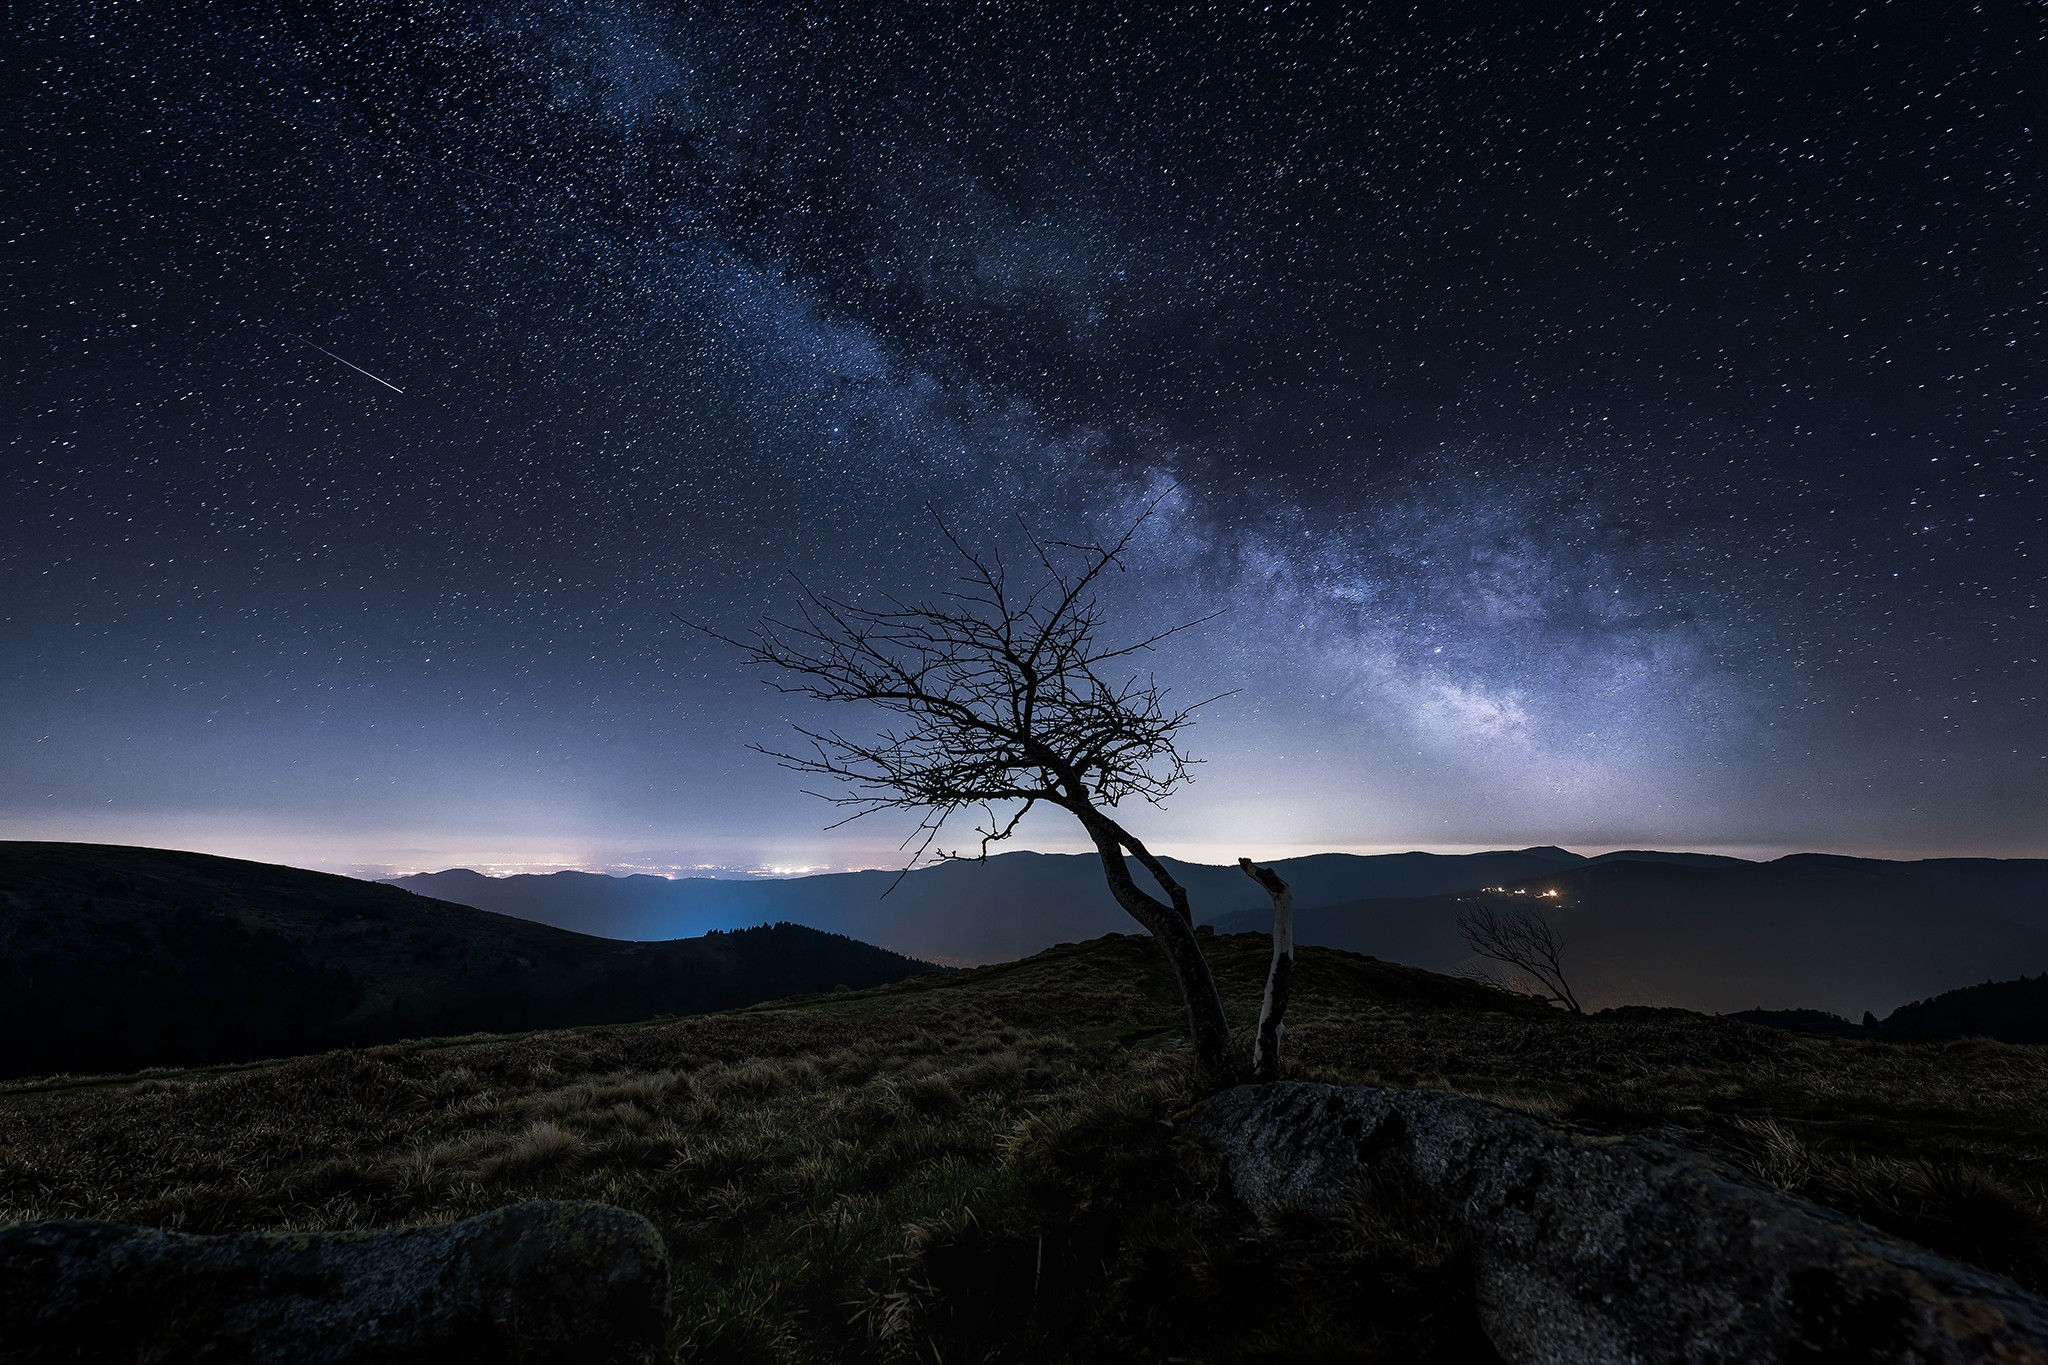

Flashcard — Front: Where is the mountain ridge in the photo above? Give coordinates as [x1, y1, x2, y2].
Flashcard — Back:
[391, 845, 2048, 1018]
[387, 846, 1594, 961]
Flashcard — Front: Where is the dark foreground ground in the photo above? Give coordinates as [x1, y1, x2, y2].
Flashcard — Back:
[2, 934, 2045, 1362]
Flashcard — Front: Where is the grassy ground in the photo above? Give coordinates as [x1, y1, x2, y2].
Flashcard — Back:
[3, 933, 2046, 1362]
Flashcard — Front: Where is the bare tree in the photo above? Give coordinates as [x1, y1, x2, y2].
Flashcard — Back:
[689, 504, 1290, 1086]
[1456, 900, 1583, 1014]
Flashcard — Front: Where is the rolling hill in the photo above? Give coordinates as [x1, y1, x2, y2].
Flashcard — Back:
[1734, 972, 2048, 1044]
[0, 842, 939, 1080]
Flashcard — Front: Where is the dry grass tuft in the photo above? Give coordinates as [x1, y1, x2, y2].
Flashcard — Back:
[475, 1120, 588, 1182]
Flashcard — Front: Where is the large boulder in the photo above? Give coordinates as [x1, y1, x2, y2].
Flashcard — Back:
[0, 1200, 669, 1364]
[1188, 1082, 2048, 1365]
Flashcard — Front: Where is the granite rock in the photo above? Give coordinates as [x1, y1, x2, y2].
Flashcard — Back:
[1189, 1081, 2048, 1364]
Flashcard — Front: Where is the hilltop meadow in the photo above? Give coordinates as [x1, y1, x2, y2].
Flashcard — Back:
[4, 933, 2046, 1361]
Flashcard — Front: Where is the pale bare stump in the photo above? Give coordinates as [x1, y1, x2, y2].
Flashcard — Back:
[1190, 1084, 2048, 1365]
[1239, 857, 1293, 1083]
[688, 499, 1287, 1087]
[0, 1201, 670, 1365]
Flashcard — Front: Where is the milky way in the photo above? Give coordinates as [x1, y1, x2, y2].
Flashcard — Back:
[6, 1, 2041, 873]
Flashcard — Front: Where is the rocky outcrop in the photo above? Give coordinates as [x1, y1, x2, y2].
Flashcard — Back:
[1188, 1082, 2048, 1364]
[0, 1199, 669, 1364]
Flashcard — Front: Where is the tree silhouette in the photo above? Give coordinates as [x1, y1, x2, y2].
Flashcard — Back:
[1456, 900, 1583, 1014]
[694, 502, 1292, 1085]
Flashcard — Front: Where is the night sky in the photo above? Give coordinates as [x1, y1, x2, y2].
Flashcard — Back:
[7, 2, 2042, 877]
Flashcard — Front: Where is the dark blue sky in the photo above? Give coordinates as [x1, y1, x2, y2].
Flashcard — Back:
[6, 1, 2041, 875]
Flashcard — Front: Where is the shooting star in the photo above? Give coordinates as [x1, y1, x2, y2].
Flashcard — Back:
[295, 335, 405, 393]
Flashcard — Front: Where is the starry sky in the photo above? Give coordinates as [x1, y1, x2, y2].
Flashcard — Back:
[6, 1, 2042, 877]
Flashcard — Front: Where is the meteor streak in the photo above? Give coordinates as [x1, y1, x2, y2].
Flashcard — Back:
[295, 335, 405, 393]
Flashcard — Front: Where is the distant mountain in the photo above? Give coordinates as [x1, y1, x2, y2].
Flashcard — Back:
[386, 845, 2048, 1017]
[388, 847, 1593, 963]
[1587, 849, 1757, 869]
[0, 843, 939, 1080]
[1211, 853, 2048, 1018]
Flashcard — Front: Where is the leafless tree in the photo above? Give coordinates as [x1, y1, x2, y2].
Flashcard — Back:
[1456, 900, 1583, 1014]
[688, 502, 1291, 1086]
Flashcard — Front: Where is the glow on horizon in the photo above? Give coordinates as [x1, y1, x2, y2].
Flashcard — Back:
[3, 807, 2028, 880]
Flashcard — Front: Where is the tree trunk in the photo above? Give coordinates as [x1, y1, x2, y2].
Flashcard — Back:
[1239, 858, 1293, 1083]
[1153, 907, 1242, 1088]
[1076, 814, 1242, 1087]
